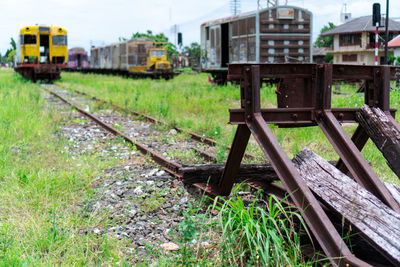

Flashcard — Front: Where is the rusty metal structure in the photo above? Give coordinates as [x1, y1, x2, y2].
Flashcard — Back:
[206, 63, 400, 265]
[200, 5, 312, 84]
[45, 61, 400, 264]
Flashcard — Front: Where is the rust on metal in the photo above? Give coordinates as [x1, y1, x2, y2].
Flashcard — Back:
[215, 62, 400, 265]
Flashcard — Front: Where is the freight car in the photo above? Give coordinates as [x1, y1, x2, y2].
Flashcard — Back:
[67, 47, 88, 69]
[15, 25, 67, 82]
[201, 5, 312, 84]
[86, 38, 178, 79]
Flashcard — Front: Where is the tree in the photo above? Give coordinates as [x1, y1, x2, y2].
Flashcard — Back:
[182, 42, 201, 67]
[4, 37, 17, 64]
[314, 22, 336, 48]
[127, 30, 178, 59]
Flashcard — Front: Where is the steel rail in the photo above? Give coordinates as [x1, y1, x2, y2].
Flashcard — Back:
[45, 88, 183, 177]
[67, 87, 259, 160]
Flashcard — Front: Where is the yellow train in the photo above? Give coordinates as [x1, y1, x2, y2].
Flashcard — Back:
[15, 25, 68, 82]
[89, 38, 177, 79]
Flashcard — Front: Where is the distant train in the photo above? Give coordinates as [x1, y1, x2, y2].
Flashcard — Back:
[86, 38, 178, 79]
[201, 5, 312, 84]
[67, 47, 88, 69]
[15, 25, 67, 82]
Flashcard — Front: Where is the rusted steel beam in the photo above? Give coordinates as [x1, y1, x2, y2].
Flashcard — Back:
[229, 108, 397, 125]
[228, 63, 398, 81]
[218, 124, 251, 195]
[317, 110, 400, 212]
[336, 125, 370, 174]
[241, 65, 366, 266]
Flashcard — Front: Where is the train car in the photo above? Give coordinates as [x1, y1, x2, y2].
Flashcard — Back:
[201, 5, 312, 84]
[67, 47, 88, 69]
[15, 25, 67, 82]
[88, 38, 178, 79]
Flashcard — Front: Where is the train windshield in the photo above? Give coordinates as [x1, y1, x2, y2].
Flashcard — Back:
[151, 50, 165, 57]
[21, 35, 37, 44]
[52, 35, 67, 46]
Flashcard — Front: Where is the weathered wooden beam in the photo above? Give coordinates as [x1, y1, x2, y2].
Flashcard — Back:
[180, 164, 277, 184]
[385, 182, 400, 206]
[293, 148, 400, 265]
[356, 105, 400, 179]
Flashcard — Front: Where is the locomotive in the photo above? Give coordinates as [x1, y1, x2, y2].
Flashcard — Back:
[201, 5, 313, 84]
[15, 25, 67, 82]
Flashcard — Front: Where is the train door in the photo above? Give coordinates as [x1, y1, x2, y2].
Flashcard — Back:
[221, 23, 229, 67]
[39, 34, 49, 63]
[209, 25, 221, 67]
[77, 54, 82, 68]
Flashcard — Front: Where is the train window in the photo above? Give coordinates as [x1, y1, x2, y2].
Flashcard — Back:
[206, 27, 209, 40]
[39, 26, 50, 32]
[52, 35, 67, 46]
[151, 50, 165, 57]
[21, 34, 37, 44]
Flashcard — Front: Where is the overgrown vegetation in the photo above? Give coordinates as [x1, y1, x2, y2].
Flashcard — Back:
[0, 70, 127, 265]
[3, 67, 400, 265]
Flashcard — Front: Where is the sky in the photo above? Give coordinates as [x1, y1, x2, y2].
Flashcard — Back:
[1, 0, 400, 55]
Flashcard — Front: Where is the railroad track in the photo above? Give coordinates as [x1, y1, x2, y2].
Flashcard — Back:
[42, 85, 273, 198]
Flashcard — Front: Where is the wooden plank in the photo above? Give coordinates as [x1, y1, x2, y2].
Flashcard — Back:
[386, 182, 400, 206]
[180, 163, 277, 184]
[356, 105, 400, 179]
[293, 148, 400, 265]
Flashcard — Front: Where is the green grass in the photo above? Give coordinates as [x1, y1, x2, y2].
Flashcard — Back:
[58, 72, 400, 184]
[0, 69, 128, 265]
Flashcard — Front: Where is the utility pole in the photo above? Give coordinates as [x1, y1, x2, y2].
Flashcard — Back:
[384, 0, 389, 64]
[230, 0, 240, 15]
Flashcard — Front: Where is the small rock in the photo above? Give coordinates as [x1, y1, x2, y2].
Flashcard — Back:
[160, 242, 179, 252]
[179, 197, 188, 205]
[128, 209, 137, 217]
[133, 186, 143, 195]
[200, 241, 210, 247]
[169, 129, 178, 135]
[156, 170, 165, 176]
[93, 228, 102, 234]
[148, 169, 158, 176]
[146, 180, 155, 186]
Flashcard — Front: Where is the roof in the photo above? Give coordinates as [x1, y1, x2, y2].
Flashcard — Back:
[201, 5, 312, 27]
[389, 34, 400, 47]
[312, 47, 330, 56]
[322, 15, 400, 36]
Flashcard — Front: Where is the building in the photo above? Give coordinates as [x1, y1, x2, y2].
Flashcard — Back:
[322, 15, 400, 65]
[388, 35, 400, 58]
